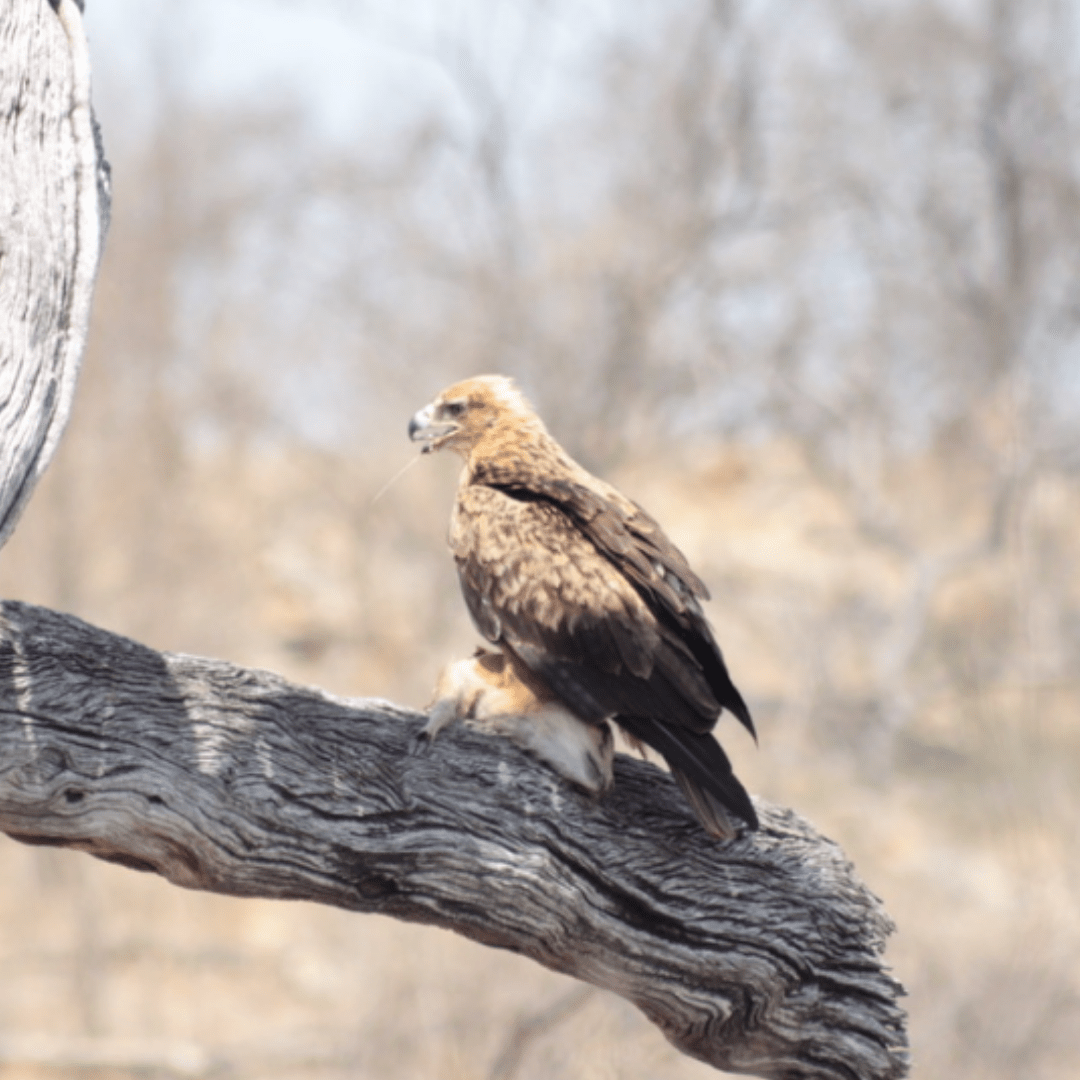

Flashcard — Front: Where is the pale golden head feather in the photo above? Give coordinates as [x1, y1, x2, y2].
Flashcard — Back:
[408, 374, 550, 462]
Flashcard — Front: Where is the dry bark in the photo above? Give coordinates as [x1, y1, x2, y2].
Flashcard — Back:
[0, 599, 908, 1080]
[0, 0, 109, 549]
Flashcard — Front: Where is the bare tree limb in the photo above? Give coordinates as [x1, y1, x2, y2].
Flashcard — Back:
[0, 0, 109, 550]
[0, 599, 908, 1080]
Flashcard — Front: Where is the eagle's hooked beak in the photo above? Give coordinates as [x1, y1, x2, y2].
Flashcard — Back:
[408, 403, 455, 454]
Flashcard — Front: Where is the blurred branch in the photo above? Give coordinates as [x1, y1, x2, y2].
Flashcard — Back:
[0, 0, 109, 549]
[0, 1034, 209, 1078]
[0, 600, 908, 1080]
[0, 1031, 368, 1079]
[488, 985, 596, 1080]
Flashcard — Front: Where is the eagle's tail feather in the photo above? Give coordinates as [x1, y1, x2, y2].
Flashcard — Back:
[615, 714, 758, 837]
[671, 770, 736, 841]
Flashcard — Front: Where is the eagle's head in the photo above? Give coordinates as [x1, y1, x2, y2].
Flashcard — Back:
[408, 375, 542, 457]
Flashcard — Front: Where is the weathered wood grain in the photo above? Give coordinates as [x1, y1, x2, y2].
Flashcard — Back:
[0, 599, 909, 1079]
[0, 0, 109, 549]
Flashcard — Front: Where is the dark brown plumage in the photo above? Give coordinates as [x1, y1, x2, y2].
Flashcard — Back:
[409, 375, 757, 838]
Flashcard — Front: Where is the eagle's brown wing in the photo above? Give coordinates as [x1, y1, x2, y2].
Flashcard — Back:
[452, 480, 757, 835]
[470, 465, 756, 737]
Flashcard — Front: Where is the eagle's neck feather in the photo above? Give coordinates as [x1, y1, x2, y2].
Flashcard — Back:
[464, 420, 572, 487]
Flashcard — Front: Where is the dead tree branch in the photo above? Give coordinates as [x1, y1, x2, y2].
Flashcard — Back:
[0, 599, 908, 1080]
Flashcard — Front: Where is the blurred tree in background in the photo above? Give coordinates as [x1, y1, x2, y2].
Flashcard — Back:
[1, 1, 1079, 1077]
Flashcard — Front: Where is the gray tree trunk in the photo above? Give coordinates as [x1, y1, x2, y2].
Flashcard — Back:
[0, 0, 109, 549]
[0, 3, 908, 1078]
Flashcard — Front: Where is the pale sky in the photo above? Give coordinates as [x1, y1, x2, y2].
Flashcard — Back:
[83, 0, 642, 153]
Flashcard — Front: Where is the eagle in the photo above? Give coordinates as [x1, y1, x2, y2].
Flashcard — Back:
[409, 375, 758, 839]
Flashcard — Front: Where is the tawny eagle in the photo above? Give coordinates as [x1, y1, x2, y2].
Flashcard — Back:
[409, 375, 757, 839]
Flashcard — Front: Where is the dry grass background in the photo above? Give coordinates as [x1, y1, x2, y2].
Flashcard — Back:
[3, 0, 1080, 1075]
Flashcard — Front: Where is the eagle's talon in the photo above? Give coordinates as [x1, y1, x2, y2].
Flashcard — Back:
[409, 727, 434, 756]
[412, 700, 457, 756]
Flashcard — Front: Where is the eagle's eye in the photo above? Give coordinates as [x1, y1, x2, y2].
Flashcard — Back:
[443, 401, 466, 419]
